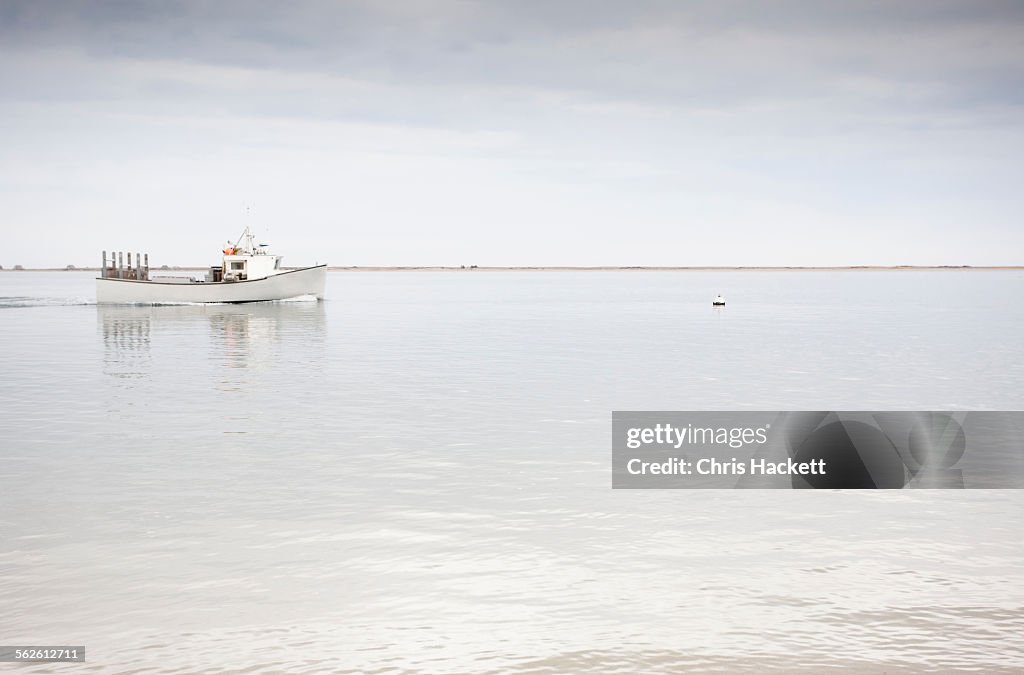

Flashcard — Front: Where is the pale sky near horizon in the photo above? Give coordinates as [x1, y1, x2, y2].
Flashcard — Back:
[1, 1, 1022, 268]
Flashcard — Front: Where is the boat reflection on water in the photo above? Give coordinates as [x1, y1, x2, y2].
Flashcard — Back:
[99, 305, 153, 382]
[98, 301, 327, 391]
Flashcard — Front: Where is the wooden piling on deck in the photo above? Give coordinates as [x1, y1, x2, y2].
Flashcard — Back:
[100, 249, 152, 280]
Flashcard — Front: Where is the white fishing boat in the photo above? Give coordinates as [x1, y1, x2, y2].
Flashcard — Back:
[96, 228, 326, 304]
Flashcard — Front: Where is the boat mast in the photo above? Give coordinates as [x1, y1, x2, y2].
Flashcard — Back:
[232, 226, 255, 254]
[230, 205, 256, 254]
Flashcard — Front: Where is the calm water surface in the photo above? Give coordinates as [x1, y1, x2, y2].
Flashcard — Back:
[1, 270, 1023, 673]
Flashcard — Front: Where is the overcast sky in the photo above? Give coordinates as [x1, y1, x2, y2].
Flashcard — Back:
[1, 1, 1022, 267]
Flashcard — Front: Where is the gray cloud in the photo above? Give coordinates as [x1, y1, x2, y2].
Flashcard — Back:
[5, 1, 1022, 108]
[1, 1, 1022, 266]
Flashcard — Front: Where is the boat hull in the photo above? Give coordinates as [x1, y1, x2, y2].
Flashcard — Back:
[96, 265, 327, 304]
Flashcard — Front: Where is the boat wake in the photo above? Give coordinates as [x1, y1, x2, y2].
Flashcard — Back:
[274, 294, 320, 303]
[0, 296, 95, 309]
[134, 294, 322, 307]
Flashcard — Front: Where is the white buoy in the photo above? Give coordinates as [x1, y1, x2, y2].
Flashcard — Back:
[713, 294, 726, 306]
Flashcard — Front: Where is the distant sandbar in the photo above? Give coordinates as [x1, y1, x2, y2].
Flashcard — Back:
[3, 265, 1022, 272]
[324, 265, 1022, 272]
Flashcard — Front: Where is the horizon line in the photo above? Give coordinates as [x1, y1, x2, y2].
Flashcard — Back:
[4, 265, 1023, 272]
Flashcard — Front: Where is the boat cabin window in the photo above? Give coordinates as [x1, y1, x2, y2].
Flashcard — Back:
[230, 261, 245, 270]
[274, 258, 281, 269]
